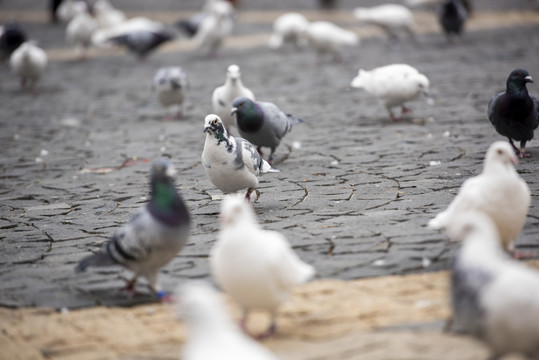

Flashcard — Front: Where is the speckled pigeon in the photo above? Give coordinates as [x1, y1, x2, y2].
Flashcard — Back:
[447, 211, 539, 360]
[488, 68, 539, 158]
[75, 159, 191, 299]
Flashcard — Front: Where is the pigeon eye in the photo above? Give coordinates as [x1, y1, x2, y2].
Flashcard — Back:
[497, 149, 503, 155]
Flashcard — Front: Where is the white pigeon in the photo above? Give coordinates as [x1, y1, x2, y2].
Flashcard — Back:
[93, 0, 127, 29]
[177, 281, 278, 360]
[350, 63, 431, 121]
[152, 66, 189, 119]
[304, 21, 359, 62]
[201, 114, 278, 202]
[428, 141, 530, 253]
[66, 10, 99, 59]
[268, 12, 309, 50]
[212, 64, 256, 133]
[353, 4, 416, 42]
[210, 194, 315, 338]
[57, 0, 88, 23]
[193, 0, 234, 56]
[447, 211, 539, 359]
[10, 42, 47, 90]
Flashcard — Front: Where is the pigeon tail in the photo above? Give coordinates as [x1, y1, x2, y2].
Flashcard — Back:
[75, 251, 116, 273]
[260, 159, 280, 173]
[428, 212, 449, 229]
[288, 115, 304, 126]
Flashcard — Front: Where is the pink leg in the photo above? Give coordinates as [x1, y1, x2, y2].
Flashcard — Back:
[401, 105, 413, 114]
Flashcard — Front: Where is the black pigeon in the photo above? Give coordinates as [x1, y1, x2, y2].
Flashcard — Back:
[108, 30, 174, 60]
[75, 159, 190, 298]
[437, 0, 468, 43]
[0, 21, 27, 61]
[488, 68, 539, 158]
[175, 13, 206, 38]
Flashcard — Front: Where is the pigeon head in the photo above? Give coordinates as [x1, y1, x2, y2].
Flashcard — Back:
[350, 69, 367, 88]
[506, 69, 533, 96]
[416, 73, 431, 97]
[151, 159, 177, 183]
[484, 141, 519, 169]
[203, 114, 228, 137]
[226, 64, 241, 81]
[230, 97, 262, 132]
[220, 194, 257, 226]
[446, 211, 499, 245]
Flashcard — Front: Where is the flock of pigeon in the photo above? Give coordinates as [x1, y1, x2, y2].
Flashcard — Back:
[3, 0, 539, 358]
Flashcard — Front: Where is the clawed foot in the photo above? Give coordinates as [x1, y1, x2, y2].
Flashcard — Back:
[512, 249, 536, 260]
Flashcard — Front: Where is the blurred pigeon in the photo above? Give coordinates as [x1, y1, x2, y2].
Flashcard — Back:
[354, 4, 416, 43]
[176, 12, 207, 38]
[152, 66, 190, 119]
[193, 1, 234, 56]
[108, 29, 174, 60]
[10, 42, 48, 90]
[428, 141, 530, 255]
[351, 63, 431, 121]
[210, 194, 315, 338]
[93, 0, 126, 29]
[488, 68, 539, 158]
[177, 281, 278, 360]
[91, 16, 163, 48]
[66, 10, 98, 59]
[437, 0, 468, 43]
[75, 159, 191, 298]
[447, 211, 539, 359]
[231, 97, 303, 164]
[0, 21, 27, 61]
[268, 12, 309, 50]
[212, 64, 256, 132]
[57, 0, 89, 23]
[201, 114, 278, 201]
[304, 21, 359, 62]
[318, 0, 339, 10]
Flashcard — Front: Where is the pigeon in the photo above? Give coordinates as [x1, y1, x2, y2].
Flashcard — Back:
[488, 68, 539, 158]
[107, 29, 174, 60]
[303, 21, 359, 62]
[210, 194, 315, 338]
[152, 66, 190, 119]
[0, 21, 27, 61]
[193, 0, 234, 56]
[268, 12, 309, 50]
[75, 159, 191, 298]
[176, 12, 207, 38]
[91, 17, 164, 48]
[10, 42, 48, 90]
[353, 4, 416, 43]
[350, 63, 431, 121]
[212, 64, 256, 133]
[177, 281, 278, 360]
[66, 9, 99, 59]
[93, 0, 126, 29]
[428, 141, 530, 255]
[176, 0, 234, 39]
[201, 114, 278, 201]
[447, 210, 539, 359]
[57, 0, 89, 23]
[231, 97, 304, 164]
[437, 0, 468, 43]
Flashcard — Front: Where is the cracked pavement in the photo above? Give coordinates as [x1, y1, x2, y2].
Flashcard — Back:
[1, 0, 539, 308]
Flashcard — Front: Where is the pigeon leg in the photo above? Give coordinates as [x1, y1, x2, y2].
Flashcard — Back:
[176, 108, 184, 119]
[519, 140, 531, 158]
[119, 275, 142, 298]
[401, 105, 413, 114]
[256, 146, 264, 157]
[388, 108, 402, 122]
[512, 249, 537, 260]
[508, 138, 520, 155]
[256, 316, 277, 340]
[20, 77, 27, 90]
[245, 188, 254, 202]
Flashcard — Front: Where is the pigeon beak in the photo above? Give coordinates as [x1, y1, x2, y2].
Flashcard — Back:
[165, 164, 177, 178]
[525, 75, 533, 83]
[230, 107, 238, 116]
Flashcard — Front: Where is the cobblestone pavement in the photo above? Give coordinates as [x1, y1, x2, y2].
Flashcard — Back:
[1, 0, 539, 308]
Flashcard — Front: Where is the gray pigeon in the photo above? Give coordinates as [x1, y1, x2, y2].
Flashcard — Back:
[447, 211, 539, 359]
[201, 114, 278, 202]
[231, 97, 303, 164]
[488, 68, 539, 158]
[75, 159, 191, 299]
[108, 29, 174, 60]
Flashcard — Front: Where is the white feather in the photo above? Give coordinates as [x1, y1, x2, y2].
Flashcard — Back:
[57, 0, 88, 23]
[210, 194, 315, 323]
[304, 21, 359, 57]
[66, 11, 98, 57]
[354, 4, 416, 37]
[429, 141, 530, 251]
[178, 281, 277, 360]
[268, 12, 309, 50]
[10, 42, 48, 89]
[93, 0, 126, 29]
[212, 64, 256, 132]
